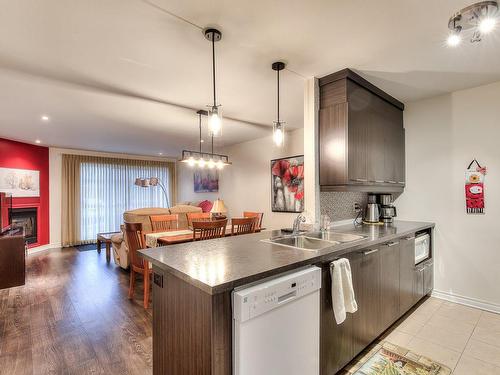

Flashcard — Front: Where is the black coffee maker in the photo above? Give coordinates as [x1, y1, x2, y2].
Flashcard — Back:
[378, 194, 397, 223]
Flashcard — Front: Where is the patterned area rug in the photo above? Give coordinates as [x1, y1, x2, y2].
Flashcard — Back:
[348, 342, 451, 375]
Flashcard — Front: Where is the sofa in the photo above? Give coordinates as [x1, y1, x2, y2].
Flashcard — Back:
[111, 205, 203, 269]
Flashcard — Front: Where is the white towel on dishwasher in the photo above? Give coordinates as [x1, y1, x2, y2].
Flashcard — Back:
[330, 258, 358, 324]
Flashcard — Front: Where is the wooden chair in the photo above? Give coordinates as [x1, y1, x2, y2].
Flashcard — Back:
[186, 212, 211, 228]
[243, 211, 264, 231]
[231, 217, 257, 236]
[192, 219, 228, 241]
[150, 214, 178, 232]
[124, 222, 152, 309]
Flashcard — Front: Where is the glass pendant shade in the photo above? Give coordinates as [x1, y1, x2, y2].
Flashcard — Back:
[273, 121, 285, 147]
[208, 105, 222, 137]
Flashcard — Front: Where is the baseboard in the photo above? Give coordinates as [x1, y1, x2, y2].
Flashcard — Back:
[27, 243, 61, 255]
[432, 289, 500, 314]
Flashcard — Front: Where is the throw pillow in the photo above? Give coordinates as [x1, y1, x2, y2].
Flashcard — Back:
[198, 200, 213, 213]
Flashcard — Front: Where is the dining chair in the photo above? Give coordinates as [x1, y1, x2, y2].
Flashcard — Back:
[231, 217, 258, 236]
[124, 222, 152, 309]
[243, 211, 264, 231]
[192, 219, 228, 241]
[186, 212, 211, 228]
[150, 214, 178, 232]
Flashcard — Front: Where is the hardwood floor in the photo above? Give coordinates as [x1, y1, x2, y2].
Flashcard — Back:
[0, 247, 152, 375]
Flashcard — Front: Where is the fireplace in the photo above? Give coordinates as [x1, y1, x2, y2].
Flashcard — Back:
[9, 207, 38, 244]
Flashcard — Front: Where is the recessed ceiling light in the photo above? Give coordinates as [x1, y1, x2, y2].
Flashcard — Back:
[35, 139, 41, 144]
[158, 152, 163, 156]
[479, 17, 497, 33]
[41, 115, 50, 122]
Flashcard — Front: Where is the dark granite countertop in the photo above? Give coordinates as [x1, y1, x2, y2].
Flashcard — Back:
[139, 220, 434, 295]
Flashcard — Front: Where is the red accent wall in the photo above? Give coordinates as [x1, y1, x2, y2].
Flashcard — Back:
[0, 138, 50, 247]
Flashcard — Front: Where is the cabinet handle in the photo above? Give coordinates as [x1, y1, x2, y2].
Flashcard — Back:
[386, 180, 397, 184]
[398, 181, 405, 184]
[362, 249, 379, 255]
[387, 241, 400, 247]
[405, 236, 415, 240]
[374, 180, 385, 183]
[352, 178, 368, 182]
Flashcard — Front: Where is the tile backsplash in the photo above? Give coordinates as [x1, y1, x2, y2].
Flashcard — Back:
[320, 191, 368, 221]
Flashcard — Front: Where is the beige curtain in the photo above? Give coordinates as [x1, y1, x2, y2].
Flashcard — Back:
[61, 154, 176, 246]
[61, 154, 82, 246]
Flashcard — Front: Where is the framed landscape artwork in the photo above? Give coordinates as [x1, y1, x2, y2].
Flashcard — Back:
[271, 155, 304, 213]
[194, 169, 219, 193]
[0, 167, 40, 197]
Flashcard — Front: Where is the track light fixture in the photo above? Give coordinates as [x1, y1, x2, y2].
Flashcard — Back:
[447, 1, 498, 46]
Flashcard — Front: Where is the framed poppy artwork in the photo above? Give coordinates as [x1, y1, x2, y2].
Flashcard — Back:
[271, 155, 304, 213]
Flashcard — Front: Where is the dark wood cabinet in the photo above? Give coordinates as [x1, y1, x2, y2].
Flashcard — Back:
[379, 241, 400, 329]
[352, 247, 382, 348]
[319, 69, 405, 192]
[320, 231, 434, 375]
[399, 235, 416, 314]
[423, 260, 434, 296]
[320, 251, 357, 375]
[0, 232, 26, 289]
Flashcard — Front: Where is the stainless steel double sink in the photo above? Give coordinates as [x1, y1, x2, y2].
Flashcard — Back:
[263, 231, 367, 252]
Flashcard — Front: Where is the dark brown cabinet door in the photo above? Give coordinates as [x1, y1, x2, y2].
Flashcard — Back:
[318, 74, 405, 190]
[319, 103, 348, 185]
[413, 266, 425, 304]
[351, 247, 381, 351]
[346, 82, 369, 183]
[379, 241, 401, 329]
[320, 256, 354, 375]
[399, 235, 416, 314]
[423, 260, 434, 296]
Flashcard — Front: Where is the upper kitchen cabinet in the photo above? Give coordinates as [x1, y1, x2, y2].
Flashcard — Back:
[319, 69, 405, 192]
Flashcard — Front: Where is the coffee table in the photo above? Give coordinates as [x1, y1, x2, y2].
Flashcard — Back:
[97, 231, 120, 263]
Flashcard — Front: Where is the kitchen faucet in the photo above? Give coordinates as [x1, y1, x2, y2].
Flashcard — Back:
[292, 213, 306, 235]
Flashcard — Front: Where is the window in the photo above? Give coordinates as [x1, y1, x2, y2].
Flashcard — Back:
[79, 159, 171, 242]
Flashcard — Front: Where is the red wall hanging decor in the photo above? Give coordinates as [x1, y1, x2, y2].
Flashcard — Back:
[465, 159, 486, 214]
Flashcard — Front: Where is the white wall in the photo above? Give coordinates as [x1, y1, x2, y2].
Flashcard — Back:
[177, 162, 221, 204]
[49, 147, 175, 248]
[396, 81, 500, 310]
[219, 128, 304, 230]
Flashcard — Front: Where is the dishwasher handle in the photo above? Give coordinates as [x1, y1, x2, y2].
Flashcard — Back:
[278, 290, 298, 304]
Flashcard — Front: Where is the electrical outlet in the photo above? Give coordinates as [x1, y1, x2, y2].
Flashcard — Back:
[353, 203, 362, 212]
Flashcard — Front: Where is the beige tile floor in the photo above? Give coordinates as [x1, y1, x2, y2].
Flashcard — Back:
[381, 297, 500, 374]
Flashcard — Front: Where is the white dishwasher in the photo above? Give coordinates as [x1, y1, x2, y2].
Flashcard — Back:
[232, 266, 321, 375]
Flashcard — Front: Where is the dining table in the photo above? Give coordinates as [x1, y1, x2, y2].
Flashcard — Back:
[145, 226, 264, 247]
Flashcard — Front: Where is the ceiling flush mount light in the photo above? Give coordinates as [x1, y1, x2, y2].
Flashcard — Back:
[41, 115, 50, 122]
[179, 110, 231, 169]
[447, 1, 499, 46]
[204, 28, 223, 137]
[272, 61, 286, 147]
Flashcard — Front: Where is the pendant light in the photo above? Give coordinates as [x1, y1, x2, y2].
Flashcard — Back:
[179, 110, 231, 169]
[272, 61, 286, 147]
[204, 28, 223, 137]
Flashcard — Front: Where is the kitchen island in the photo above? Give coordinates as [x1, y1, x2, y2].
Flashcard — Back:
[140, 220, 434, 375]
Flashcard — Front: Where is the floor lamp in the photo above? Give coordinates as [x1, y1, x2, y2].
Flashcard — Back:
[134, 177, 170, 208]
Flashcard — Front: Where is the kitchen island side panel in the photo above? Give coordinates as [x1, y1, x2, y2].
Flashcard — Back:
[152, 266, 232, 375]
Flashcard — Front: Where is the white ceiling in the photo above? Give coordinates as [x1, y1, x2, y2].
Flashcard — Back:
[0, 0, 499, 156]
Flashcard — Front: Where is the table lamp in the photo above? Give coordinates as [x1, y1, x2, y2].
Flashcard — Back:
[211, 199, 227, 220]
